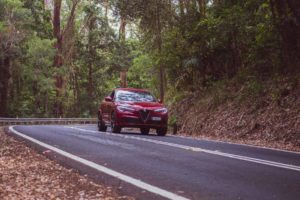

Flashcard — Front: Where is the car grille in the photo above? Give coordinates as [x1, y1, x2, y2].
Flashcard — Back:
[149, 120, 163, 125]
[122, 117, 141, 124]
[122, 117, 164, 125]
[122, 109, 165, 125]
[139, 109, 150, 122]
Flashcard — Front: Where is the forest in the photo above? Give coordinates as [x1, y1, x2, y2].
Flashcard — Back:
[0, 0, 299, 119]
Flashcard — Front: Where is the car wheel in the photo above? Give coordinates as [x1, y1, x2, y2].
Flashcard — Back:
[140, 128, 150, 135]
[156, 128, 167, 136]
[98, 112, 107, 132]
[111, 112, 121, 133]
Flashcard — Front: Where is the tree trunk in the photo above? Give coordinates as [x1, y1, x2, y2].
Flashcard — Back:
[73, 71, 80, 115]
[53, 0, 63, 117]
[183, 0, 193, 15]
[52, 0, 80, 117]
[213, 0, 221, 6]
[226, 30, 242, 77]
[197, 0, 206, 17]
[15, 73, 21, 105]
[286, 0, 300, 24]
[87, 62, 94, 114]
[0, 57, 11, 116]
[156, 0, 165, 102]
[119, 15, 126, 41]
[104, 0, 109, 20]
[120, 70, 127, 88]
[87, 16, 94, 113]
[88, 62, 93, 100]
[44, 92, 48, 115]
[32, 80, 40, 111]
[179, 0, 185, 16]
[119, 14, 127, 88]
[270, 0, 300, 72]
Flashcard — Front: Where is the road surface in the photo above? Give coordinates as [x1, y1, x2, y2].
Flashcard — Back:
[8, 125, 300, 200]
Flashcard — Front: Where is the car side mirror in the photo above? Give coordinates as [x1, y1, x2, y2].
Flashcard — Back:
[158, 99, 163, 104]
[105, 96, 113, 102]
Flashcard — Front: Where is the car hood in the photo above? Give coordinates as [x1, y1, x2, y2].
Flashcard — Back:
[116, 101, 165, 109]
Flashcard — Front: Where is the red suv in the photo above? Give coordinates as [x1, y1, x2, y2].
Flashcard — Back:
[98, 88, 168, 136]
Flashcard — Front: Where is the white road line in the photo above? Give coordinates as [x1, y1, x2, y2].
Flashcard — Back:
[8, 126, 189, 200]
[68, 126, 300, 172]
[171, 135, 300, 155]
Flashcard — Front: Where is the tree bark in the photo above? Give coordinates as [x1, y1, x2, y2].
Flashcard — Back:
[119, 14, 127, 88]
[73, 71, 80, 115]
[53, 0, 63, 117]
[270, 0, 300, 72]
[179, 0, 185, 16]
[104, 0, 109, 20]
[197, 0, 206, 17]
[53, 0, 80, 117]
[228, 31, 242, 76]
[32, 80, 40, 110]
[120, 70, 127, 88]
[44, 92, 49, 115]
[286, 0, 300, 24]
[119, 15, 126, 42]
[87, 16, 95, 112]
[0, 57, 11, 116]
[156, 0, 165, 102]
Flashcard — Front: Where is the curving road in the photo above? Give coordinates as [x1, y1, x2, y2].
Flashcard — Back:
[8, 125, 300, 200]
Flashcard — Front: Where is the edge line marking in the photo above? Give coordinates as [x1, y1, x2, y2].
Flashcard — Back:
[171, 135, 300, 155]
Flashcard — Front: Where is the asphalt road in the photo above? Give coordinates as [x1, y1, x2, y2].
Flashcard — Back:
[9, 125, 300, 200]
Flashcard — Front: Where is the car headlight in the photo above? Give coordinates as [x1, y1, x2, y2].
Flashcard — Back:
[117, 106, 135, 112]
[154, 108, 168, 114]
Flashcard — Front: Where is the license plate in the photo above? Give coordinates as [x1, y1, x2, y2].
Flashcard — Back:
[152, 117, 161, 121]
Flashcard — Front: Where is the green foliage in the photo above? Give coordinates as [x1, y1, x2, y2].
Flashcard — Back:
[237, 77, 264, 102]
[25, 36, 55, 70]
[127, 53, 153, 89]
[165, 87, 185, 107]
[126, 39, 156, 90]
[1, 0, 299, 117]
[168, 115, 177, 126]
[206, 78, 231, 108]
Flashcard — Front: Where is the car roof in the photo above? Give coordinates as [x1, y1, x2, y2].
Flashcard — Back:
[115, 88, 150, 93]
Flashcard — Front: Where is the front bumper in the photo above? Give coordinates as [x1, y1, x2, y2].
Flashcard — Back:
[115, 110, 168, 128]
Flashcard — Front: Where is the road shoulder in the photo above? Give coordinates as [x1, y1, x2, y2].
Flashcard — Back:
[0, 127, 133, 200]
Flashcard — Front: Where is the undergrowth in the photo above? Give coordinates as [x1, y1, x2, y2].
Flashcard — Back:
[168, 68, 299, 111]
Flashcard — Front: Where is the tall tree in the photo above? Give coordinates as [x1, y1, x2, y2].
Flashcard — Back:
[119, 12, 127, 88]
[52, 0, 63, 116]
[52, 0, 80, 117]
[270, 0, 300, 72]
[0, 0, 29, 116]
[156, 0, 165, 101]
[115, 0, 171, 100]
[74, 1, 117, 115]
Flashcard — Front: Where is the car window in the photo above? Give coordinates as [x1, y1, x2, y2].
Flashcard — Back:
[115, 90, 156, 102]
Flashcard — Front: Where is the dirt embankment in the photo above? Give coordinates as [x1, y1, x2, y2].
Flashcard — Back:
[0, 128, 133, 200]
[170, 77, 300, 152]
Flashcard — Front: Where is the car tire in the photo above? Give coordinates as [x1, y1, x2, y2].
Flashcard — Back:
[98, 112, 107, 132]
[140, 128, 150, 135]
[156, 128, 167, 136]
[111, 112, 121, 133]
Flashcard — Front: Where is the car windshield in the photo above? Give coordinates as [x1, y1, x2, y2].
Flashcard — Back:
[115, 90, 156, 102]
